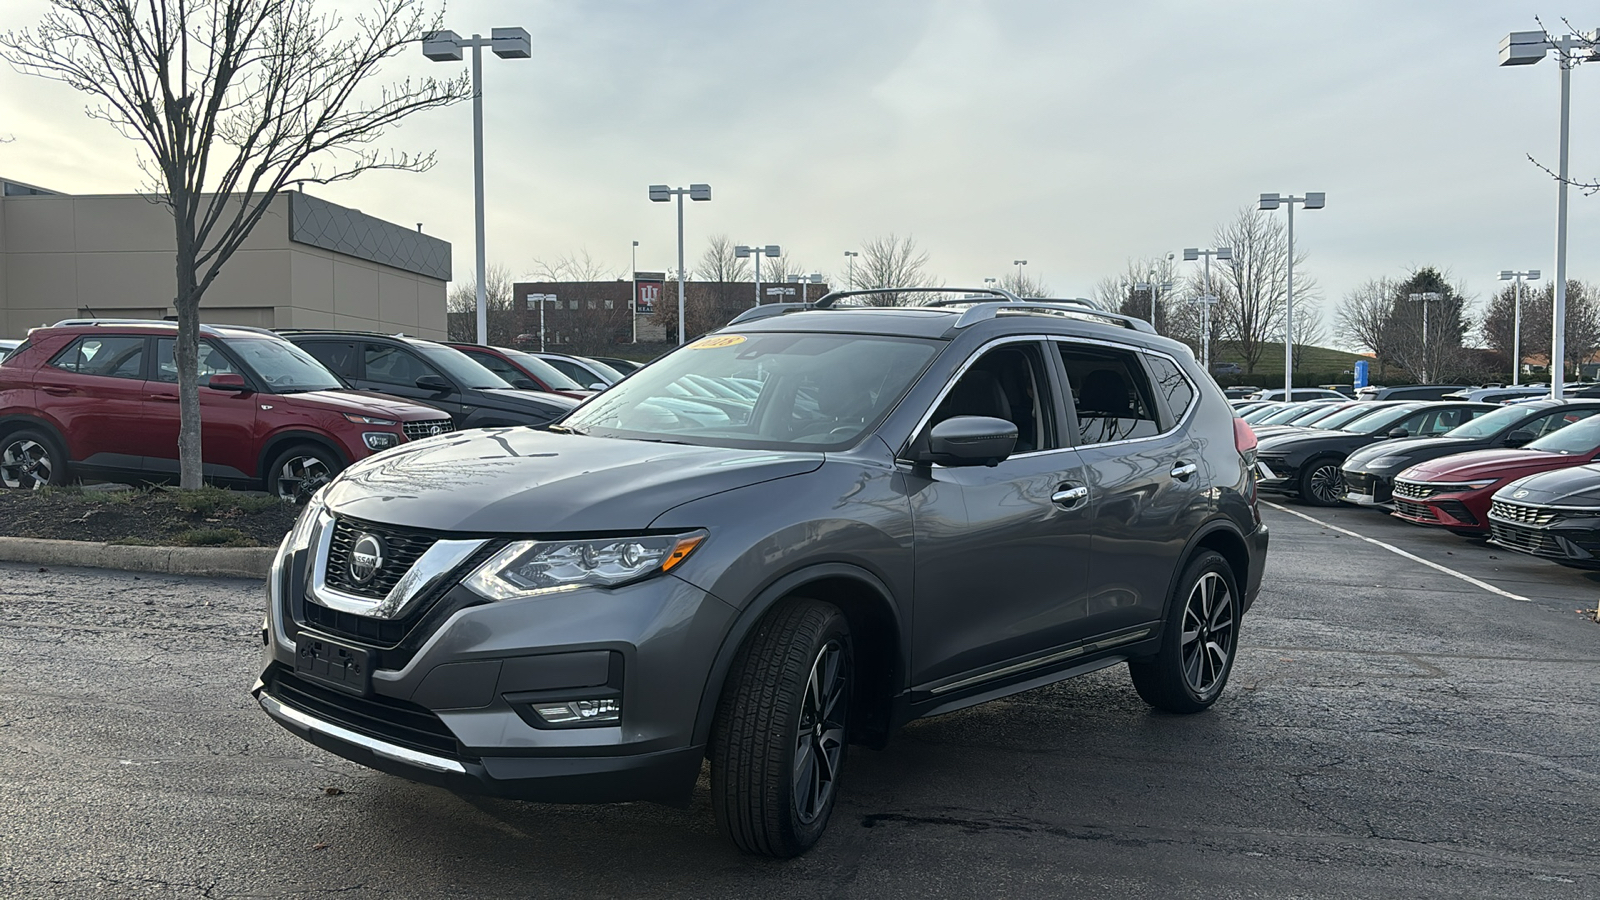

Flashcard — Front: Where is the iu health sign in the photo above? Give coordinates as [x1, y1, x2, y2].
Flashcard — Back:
[634, 272, 665, 315]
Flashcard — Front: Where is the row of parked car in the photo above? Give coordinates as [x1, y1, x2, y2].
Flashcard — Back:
[1234, 395, 1600, 571]
[0, 319, 644, 500]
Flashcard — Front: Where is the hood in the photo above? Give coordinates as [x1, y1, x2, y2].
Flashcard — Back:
[1494, 464, 1600, 508]
[1400, 447, 1584, 483]
[278, 389, 446, 421]
[1255, 430, 1372, 456]
[322, 428, 824, 532]
[475, 387, 581, 411]
[1343, 436, 1481, 473]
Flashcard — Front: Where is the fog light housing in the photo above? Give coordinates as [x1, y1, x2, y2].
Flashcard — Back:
[531, 697, 621, 725]
[363, 431, 400, 451]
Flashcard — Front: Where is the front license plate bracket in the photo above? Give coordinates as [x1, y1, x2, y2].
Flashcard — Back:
[295, 637, 371, 695]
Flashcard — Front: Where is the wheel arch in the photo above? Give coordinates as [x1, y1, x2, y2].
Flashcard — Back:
[0, 414, 71, 458]
[257, 430, 351, 483]
[692, 563, 907, 750]
[1165, 519, 1252, 621]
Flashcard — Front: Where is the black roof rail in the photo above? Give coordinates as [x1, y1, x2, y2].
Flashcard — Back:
[724, 303, 811, 326]
[811, 287, 1023, 309]
[274, 328, 416, 339]
[952, 302, 1158, 333]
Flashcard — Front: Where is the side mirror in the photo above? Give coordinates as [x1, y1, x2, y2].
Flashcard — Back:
[415, 374, 452, 393]
[207, 373, 250, 392]
[588, 382, 608, 391]
[1504, 430, 1535, 448]
[512, 377, 538, 390]
[920, 416, 1018, 468]
[1386, 427, 1410, 439]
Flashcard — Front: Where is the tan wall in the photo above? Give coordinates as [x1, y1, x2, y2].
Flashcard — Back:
[0, 192, 446, 339]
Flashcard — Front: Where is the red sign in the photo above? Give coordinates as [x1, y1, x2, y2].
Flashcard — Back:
[635, 279, 662, 315]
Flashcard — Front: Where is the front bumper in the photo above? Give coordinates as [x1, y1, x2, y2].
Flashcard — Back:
[1341, 470, 1393, 507]
[258, 542, 736, 806]
[1488, 515, 1600, 569]
[1391, 495, 1488, 532]
[1254, 457, 1299, 495]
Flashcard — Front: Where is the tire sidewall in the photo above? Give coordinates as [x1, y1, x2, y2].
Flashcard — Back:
[780, 609, 853, 849]
[1300, 456, 1344, 507]
[1164, 551, 1240, 707]
[267, 443, 339, 502]
[1, 428, 68, 489]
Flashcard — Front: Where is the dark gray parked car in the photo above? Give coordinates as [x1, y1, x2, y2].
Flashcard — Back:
[254, 290, 1270, 857]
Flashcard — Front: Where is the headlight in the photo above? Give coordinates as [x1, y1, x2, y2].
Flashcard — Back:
[1368, 456, 1411, 469]
[464, 531, 706, 600]
[1439, 479, 1499, 491]
[363, 431, 400, 451]
[344, 413, 397, 426]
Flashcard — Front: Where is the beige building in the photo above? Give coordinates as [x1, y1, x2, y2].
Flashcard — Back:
[0, 176, 451, 339]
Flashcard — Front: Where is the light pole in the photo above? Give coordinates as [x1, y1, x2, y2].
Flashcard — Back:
[1013, 259, 1027, 291]
[1134, 279, 1173, 330]
[648, 184, 712, 346]
[630, 240, 639, 343]
[1500, 28, 1598, 398]
[1499, 269, 1542, 384]
[735, 244, 781, 307]
[1259, 192, 1326, 397]
[527, 292, 557, 351]
[844, 251, 859, 289]
[788, 273, 824, 306]
[422, 27, 531, 345]
[1409, 292, 1442, 382]
[983, 277, 998, 290]
[1184, 247, 1232, 368]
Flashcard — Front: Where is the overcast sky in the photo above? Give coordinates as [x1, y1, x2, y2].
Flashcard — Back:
[4, 0, 1598, 345]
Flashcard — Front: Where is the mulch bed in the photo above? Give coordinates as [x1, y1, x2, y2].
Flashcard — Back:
[0, 485, 298, 547]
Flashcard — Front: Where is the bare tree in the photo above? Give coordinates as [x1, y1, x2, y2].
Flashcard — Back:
[531, 249, 617, 282]
[447, 263, 517, 344]
[1336, 277, 1398, 378]
[1, 0, 466, 490]
[1001, 270, 1050, 298]
[1096, 256, 1182, 335]
[694, 234, 751, 284]
[1210, 206, 1315, 376]
[1382, 268, 1471, 382]
[1482, 279, 1600, 380]
[854, 234, 936, 305]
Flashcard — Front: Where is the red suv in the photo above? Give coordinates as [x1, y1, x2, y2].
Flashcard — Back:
[0, 321, 455, 500]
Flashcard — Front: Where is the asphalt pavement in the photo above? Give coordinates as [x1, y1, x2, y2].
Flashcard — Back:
[1, 504, 1598, 899]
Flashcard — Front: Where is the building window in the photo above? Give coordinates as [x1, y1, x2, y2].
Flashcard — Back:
[605, 300, 614, 309]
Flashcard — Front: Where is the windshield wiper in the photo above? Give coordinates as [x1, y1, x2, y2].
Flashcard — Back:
[545, 423, 587, 435]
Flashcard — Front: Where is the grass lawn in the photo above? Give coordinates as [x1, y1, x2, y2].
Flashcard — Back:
[1211, 342, 1365, 382]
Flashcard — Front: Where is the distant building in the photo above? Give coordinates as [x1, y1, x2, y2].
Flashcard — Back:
[0, 176, 450, 339]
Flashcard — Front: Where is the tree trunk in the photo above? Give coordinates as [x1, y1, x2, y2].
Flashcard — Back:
[174, 220, 204, 490]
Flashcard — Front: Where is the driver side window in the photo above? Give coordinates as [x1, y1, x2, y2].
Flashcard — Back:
[930, 342, 1055, 454]
[155, 338, 239, 384]
[364, 343, 440, 388]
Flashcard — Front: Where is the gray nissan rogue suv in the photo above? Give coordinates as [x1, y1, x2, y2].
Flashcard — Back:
[255, 290, 1269, 857]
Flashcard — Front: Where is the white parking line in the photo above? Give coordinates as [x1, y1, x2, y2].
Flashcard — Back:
[1261, 500, 1535, 604]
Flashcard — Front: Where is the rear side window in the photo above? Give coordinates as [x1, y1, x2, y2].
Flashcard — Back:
[1057, 343, 1162, 445]
[49, 335, 146, 380]
[1524, 409, 1599, 438]
[1394, 406, 1489, 437]
[299, 341, 360, 378]
[1144, 354, 1195, 428]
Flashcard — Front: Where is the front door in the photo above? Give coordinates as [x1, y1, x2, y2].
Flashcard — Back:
[145, 338, 260, 480]
[907, 339, 1096, 693]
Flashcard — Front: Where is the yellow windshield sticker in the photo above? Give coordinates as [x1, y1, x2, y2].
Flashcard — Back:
[689, 334, 747, 349]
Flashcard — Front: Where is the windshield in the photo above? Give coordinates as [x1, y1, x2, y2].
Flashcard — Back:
[1310, 404, 1376, 430]
[561, 331, 941, 451]
[1442, 405, 1534, 440]
[227, 338, 343, 392]
[1339, 404, 1424, 434]
[1257, 404, 1317, 425]
[1241, 404, 1287, 424]
[577, 356, 626, 384]
[1527, 414, 1600, 454]
[413, 342, 511, 389]
[499, 349, 583, 390]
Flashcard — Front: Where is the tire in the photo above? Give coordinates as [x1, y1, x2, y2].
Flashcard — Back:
[1129, 550, 1240, 714]
[711, 599, 853, 858]
[1298, 456, 1345, 507]
[265, 443, 340, 503]
[0, 428, 68, 490]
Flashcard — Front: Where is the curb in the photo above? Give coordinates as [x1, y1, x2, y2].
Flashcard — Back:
[0, 536, 273, 580]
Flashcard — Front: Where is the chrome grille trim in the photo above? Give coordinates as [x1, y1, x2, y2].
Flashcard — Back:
[307, 513, 487, 619]
[404, 419, 455, 441]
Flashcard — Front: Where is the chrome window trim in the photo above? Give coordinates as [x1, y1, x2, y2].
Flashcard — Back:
[1045, 335, 1199, 450]
[307, 513, 487, 619]
[258, 693, 466, 774]
[900, 334, 1059, 460]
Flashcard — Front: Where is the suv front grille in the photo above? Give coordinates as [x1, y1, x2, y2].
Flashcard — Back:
[404, 419, 454, 441]
[265, 666, 467, 760]
[1490, 500, 1558, 526]
[324, 517, 438, 600]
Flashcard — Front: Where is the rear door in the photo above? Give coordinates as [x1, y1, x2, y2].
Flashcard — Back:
[1053, 339, 1205, 636]
[34, 334, 151, 472]
[358, 342, 468, 424]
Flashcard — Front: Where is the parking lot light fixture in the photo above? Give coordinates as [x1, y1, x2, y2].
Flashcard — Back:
[1500, 28, 1599, 398]
[844, 251, 859, 289]
[1409, 292, 1443, 382]
[1259, 192, 1325, 397]
[1134, 279, 1174, 330]
[1499, 269, 1542, 385]
[1013, 259, 1027, 286]
[649, 184, 713, 345]
[787, 272, 825, 306]
[1185, 247, 1231, 367]
[735, 244, 782, 307]
[422, 26, 531, 345]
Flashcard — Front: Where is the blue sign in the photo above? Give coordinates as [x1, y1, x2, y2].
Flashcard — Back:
[1354, 359, 1369, 388]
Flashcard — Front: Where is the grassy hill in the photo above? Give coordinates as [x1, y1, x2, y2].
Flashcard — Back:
[1211, 342, 1365, 384]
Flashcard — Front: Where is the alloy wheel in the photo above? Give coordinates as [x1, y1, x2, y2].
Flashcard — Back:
[793, 639, 849, 825]
[276, 454, 331, 502]
[0, 439, 54, 491]
[1308, 463, 1345, 505]
[1180, 571, 1235, 695]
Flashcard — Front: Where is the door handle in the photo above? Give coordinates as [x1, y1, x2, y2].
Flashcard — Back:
[148, 394, 178, 402]
[1170, 462, 1198, 481]
[40, 386, 71, 396]
[1051, 485, 1089, 509]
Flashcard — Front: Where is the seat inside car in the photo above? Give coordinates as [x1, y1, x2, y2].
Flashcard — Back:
[933, 349, 1041, 453]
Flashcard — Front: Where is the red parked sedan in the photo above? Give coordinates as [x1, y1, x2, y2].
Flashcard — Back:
[445, 343, 597, 400]
[1390, 413, 1600, 534]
